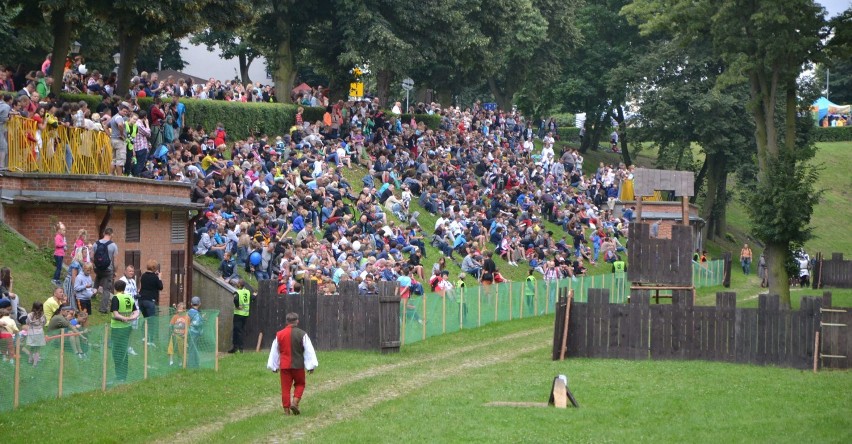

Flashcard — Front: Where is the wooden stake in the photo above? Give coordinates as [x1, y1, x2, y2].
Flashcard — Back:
[215, 316, 220, 372]
[102, 325, 109, 392]
[14, 336, 21, 408]
[494, 284, 499, 322]
[422, 294, 427, 340]
[545, 281, 550, 315]
[509, 281, 513, 321]
[681, 195, 689, 226]
[182, 326, 189, 369]
[459, 289, 464, 330]
[58, 329, 65, 398]
[478, 286, 482, 327]
[559, 290, 574, 361]
[255, 332, 263, 353]
[402, 299, 407, 346]
[442, 293, 446, 334]
[813, 331, 820, 373]
[143, 319, 149, 380]
[534, 280, 539, 315]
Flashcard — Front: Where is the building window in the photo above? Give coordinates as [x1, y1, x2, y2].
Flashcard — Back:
[126, 210, 141, 242]
[171, 211, 187, 244]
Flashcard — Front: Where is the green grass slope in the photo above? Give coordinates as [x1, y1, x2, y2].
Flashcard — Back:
[0, 224, 61, 311]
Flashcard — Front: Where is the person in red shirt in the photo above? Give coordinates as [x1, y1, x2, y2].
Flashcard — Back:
[267, 313, 318, 415]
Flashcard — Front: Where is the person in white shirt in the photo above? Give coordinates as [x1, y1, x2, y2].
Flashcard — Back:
[267, 313, 318, 415]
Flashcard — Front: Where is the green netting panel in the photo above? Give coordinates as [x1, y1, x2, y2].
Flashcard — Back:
[400, 295, 423, 346]
[424, 292, 445, 339]
[444, 288, 463, 334]
[2, 310, 219, 412]
[460, 286, 480, 330]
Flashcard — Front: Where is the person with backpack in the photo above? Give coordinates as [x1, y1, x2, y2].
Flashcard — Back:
[94, 228, 119, 314]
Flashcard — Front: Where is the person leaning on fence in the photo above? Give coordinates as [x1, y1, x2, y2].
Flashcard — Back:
[229, 279, 255, 354]
[267, 312, 318, 416]
[0, 94, 12, 171]
[168, 302, 189, 366]
[187, 296, 204, 368]
[48, 305, 85, 359]
[110, 280, 139, 382]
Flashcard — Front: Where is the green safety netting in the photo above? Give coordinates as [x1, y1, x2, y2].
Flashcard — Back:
[0, 309, 218, 412]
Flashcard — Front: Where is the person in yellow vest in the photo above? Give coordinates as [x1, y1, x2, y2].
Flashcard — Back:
[525, 269, 537, 314]
[229, 279, 256, 354]
[455, 272, 468, 323]
[612, 259, 627, 301]
[110, 280, 139, 382]
[124, 114, 138, 176]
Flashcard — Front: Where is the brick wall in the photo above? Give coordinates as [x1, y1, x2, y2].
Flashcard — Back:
[0, 174, 191, 199]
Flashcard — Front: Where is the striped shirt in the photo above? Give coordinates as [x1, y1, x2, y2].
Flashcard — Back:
[133, 122, 151, 152]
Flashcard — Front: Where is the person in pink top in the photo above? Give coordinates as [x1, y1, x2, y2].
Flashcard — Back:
[52, 222, 67, 286]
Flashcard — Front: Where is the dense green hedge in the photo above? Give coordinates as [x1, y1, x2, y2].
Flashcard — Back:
[58, 93, 328, 140]
[557, 127, 581, 142]
[400, 113, 442, 130]
[813, 126, 852, 142]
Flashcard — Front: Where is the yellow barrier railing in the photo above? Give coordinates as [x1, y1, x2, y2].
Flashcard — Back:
[7, 115, 112, 174]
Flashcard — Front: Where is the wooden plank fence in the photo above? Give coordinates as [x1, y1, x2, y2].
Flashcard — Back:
[552, 289, 849, 370]
[812, 252, 852, 289]
[244, 280, 401, 353]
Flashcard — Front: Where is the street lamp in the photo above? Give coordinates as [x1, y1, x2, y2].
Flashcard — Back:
[70, 41, 82, 55]
[113, 52, 121, 66]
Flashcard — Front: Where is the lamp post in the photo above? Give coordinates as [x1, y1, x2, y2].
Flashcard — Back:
[70, 41, 82, 55]
[113, 52, 121, 74]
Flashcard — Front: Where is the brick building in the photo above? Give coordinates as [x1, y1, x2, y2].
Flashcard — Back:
[0, 173, 204, 307]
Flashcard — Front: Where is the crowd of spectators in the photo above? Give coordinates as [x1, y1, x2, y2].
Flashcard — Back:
[185, 99, 635, 300]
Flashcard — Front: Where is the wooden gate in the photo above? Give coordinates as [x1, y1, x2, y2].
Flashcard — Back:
[170, 250, 186, 306]
[819, 294, 851, 369]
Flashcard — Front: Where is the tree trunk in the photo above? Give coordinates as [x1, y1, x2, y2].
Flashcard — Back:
[238, 53, 252, 84]
[376, 69, 391, 107]
[700, 152, 729, 241]
[766, 242, 789, 305]
[691, 157, 709, 204]
[713, 165, 728, 239]
[49, 8, 72, 95]
[613, 105, 633, 166]
[273, 17, 296, 103]
[487, 77, 514, 111]
[115, 28, 142, 97]
[435, 88, 453, 107]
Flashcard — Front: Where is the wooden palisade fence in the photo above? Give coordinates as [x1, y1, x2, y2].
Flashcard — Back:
[244, 280, 401, 353]
[812, 252, 852, 289]
[553, 288, 850, 370]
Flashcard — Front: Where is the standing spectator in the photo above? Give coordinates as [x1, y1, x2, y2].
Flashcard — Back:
[0, 94, 12, 171]
[0, 301, 17, 363]
[25, 302, 46, 366]
[109, 104, 130, 176]
[229, 279, 255, 354]
[94, 228, 119, 314]
[167, 302, 189, 366]
[73, 263, 97, 314]
[187, 296, 204, 368]
[758, 252, 768, 288]
[110, 280, 139, 382]
[132, 111, 151, 177]
[52, 222, 67, 286]
[740, 243, 753, 275]
[138, 260, 163, 345]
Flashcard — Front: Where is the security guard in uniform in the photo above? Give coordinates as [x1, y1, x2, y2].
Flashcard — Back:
[455, 272, 468, 322]
[229, 279, 256, 353]
[525, 268, 537, 313]
[613, 259, 627, 300]
[110, 280, 139, 382]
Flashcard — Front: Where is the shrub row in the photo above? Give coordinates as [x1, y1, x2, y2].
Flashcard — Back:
[812, 126, 852, 142]
[400, 113, 442, 130]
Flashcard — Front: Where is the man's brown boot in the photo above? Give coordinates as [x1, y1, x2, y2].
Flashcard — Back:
[290, 397, 301, 415]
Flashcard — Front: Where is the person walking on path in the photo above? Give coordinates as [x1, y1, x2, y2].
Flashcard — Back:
[138, 260, 163, 345]
[52, 222, 67, 286]
[95, 228, 119, 314]
[110, 280, 139, 382]
[740, 243, 753, 275]
[267, 312, 318, 416]
[229, 279, 255, 354]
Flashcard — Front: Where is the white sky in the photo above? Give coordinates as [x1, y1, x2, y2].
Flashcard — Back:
[179, 1, 849, 86]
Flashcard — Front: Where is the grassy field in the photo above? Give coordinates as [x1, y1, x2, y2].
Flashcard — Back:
[1, 315, 849, 443]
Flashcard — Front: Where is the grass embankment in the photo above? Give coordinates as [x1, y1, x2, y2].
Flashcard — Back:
[0, 224, 115, 327]
[1, 315, 848, 443]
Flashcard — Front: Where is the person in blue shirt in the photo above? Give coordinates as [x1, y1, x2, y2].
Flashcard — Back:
[292, 210, 305, 233]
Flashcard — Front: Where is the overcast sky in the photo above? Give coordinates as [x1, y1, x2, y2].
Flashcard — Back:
[179, 1, 849, 85]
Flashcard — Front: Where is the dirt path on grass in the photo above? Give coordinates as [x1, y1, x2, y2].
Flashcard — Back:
[166, 326, 549, 444]
[267, 339, 552, 443]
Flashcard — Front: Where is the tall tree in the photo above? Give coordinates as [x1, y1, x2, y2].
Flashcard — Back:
[137, 39, 187, 73]
[97, 0, 246, 95]
[625, 0, 827, 305]
[190, 6, 268, 85]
